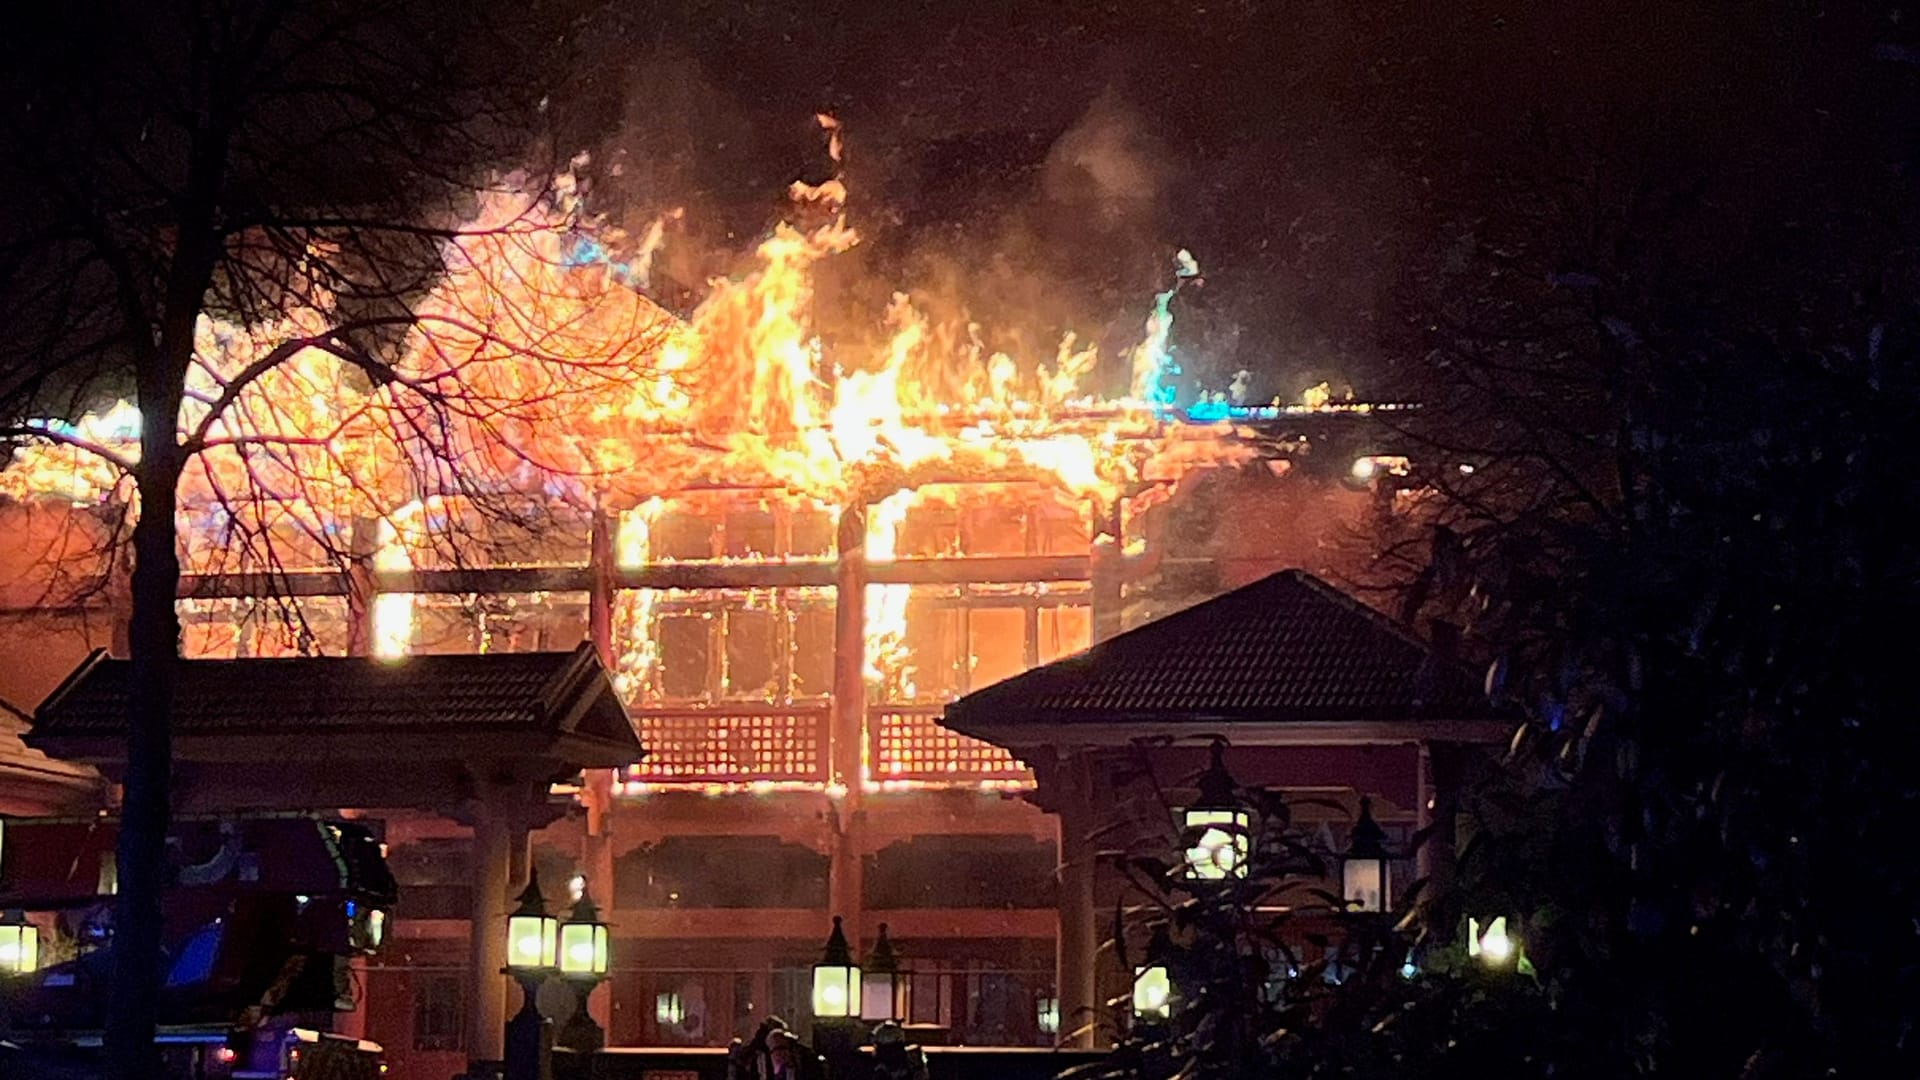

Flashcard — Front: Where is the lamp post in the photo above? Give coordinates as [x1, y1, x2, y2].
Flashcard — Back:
[860, 922, 907, 1023]
[811, 915, 862, 1071]
[556, 882, 611, 1053]
[1342, 797, 1390, 912]
[1181, 739, 1249, 882]
[504, 873, 558, 1080]
[0, 910, 38, 976]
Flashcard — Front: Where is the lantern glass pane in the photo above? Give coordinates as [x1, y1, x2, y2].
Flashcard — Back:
[860, 970, 904, 1021]
[811, 963, 861, 1018]
[0, 925, 37, 975]
[559, 921, 603, 975]
[1132, 965, 1171, 1020]
[508, 913, 556, 970]
[1342, 857, 1386, 912]
[1182, 808, 1250, 880]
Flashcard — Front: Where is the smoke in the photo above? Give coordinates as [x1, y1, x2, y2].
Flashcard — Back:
[1038, 88, 1171, 233]
[579, 65, 1195, 395]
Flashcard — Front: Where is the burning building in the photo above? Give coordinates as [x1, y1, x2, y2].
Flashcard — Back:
[0, 118, 1422, 1076]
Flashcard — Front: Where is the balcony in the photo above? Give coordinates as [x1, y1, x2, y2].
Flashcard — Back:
[867, 704, 1030, 787]
[626, 703, 831, 785]
[621, 702, 1031, 789]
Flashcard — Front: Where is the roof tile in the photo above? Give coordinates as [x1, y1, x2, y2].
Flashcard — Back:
[944, 570, 1490, 734]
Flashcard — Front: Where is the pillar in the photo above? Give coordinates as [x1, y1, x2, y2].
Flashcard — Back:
[1415, 741, 1463, 895]
[466, 810, 514, 1069]
[345, 515, 378, 658]
[1089, 502, 1125, 645]
[1054, 754, 1099, 1048]
[508, 829, 531, 896]
[828, 503, 868, 937]
[585, 506, 621, 1034]
[588, 507, 615, 669]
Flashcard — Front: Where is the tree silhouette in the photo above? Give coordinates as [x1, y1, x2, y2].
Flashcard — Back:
[0, 3, 662, 1074]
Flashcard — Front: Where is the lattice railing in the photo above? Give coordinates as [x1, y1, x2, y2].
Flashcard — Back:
[867, 704, 1031, 785]
[627, 703, 831, 784]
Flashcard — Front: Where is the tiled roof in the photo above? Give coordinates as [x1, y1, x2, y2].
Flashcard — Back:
[31, 643, 637, 746]
[944, 570, 1491, 737]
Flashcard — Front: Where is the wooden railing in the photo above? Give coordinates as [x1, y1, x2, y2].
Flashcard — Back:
[867, 703, 1031, 785]
[624, 702, 1030, 787]
[626, 703, 831, 784]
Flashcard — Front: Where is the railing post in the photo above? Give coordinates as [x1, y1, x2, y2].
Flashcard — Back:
[829, 500, 869, 948]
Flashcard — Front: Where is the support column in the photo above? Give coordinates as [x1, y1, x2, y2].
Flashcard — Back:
[588, 507, 615, 669]
[586, 506, 621, 1036]
[1415, 741, 1463, 896]
[1055, 754, 1099, 1048]
[346, 515, 378, 658]
[828, 503, 869, 939]
[1089, 502, 1125, 645]
[466, 810, 514, 1070]
[582, 775, 618, 1037]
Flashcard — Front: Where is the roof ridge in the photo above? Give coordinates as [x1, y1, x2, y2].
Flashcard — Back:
[1275, 569, 1444, 657]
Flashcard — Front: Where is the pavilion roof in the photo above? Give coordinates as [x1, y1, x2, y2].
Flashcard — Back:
[943, 570, 1499, 748]
[30, 642, 640, 761]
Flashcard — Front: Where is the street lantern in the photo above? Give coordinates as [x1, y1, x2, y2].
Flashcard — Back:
[505, 873, 558, 973]
[558, 887, 610, 979]
[860, 922, 908, 1022]
[557, 880, 612, 1053]
[1131, 965, 1172, 1022]
[1342, 797, 1390, 912]
[1468, 916, 1517, 969]
[1182, 739, 1249, 881]
[1036, 996, 1060, 1036]
[0, 911, 38, 975]
[503, 873, 557, 1080]
[811, 915, 862, 1020]
[1131, 925, 1174, 1023]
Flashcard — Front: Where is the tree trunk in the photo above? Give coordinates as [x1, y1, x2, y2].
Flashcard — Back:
[106, 405, 183, 1080]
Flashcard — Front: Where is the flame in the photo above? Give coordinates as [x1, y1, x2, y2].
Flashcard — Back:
[3, 115, 1259, 697]
[611, 499, 662, 700]
[863, 490, 914, 694]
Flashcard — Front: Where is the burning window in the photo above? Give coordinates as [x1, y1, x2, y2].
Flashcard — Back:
[899, 504, 959, 557]
[655, 510, 715, 561]
[657, 613, 714, 700]
[790, 507, 834, 557]
[1038, 605, 1091, 663]
[724, 608, 778, 698]
[791, 605, 835, 698]
[960, 504, 1026, 556]
[178, 597, 349, 658]
[967, 607, 1027, 690]
[904, 599, 962, 699]
[1034, 502, 1092, 554]
[724, 508, 776, 559]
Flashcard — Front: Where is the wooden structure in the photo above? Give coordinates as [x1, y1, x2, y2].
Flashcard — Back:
[943, 570, 1507, 1045]
[28, 645, 642, 1072]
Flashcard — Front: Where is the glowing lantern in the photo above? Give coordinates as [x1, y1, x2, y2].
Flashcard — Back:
[558, 885, 610, 980]
[0, 911, 38, 975]
[1131, 966, 1172, 1022]
[859, 922, 907, 1022]
[1036, 996, 1060, 1035]
[811, 915, 861, 1020]
[1182, 740, 1249, 881]
[1468, 916, 1517, 969]
[1342, 797, 1390, 912]
[505, 874, 557, 973]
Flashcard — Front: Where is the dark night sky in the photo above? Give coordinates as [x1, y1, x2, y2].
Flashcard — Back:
[559, 0, 1911, 402]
